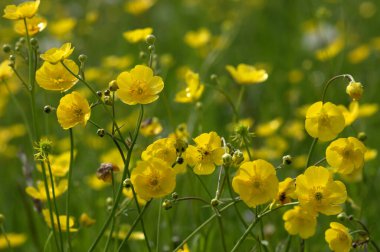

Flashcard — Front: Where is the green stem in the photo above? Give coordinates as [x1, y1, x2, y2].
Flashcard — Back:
[192, 172, 212, 199]
[175, 197, 209, 205]
[103, 173, 116, 252]
[118, 200, 152, 250]
[242, 136, 252, 161]
[321, 74, 354, 103]
[0, 225, 11, 249]
[155, 199, 162, 252]
[313, 157, 326, 166]
[306, 138, 318, 168]
[235, 86, 246, 113]
[66, 129, 74, 251]
[44, 231, 53, 252]
[283, 235, 292, 252]
[206, 83, 239, 121]
[213, 207, 227, 252]
[215, 166, 226, 200]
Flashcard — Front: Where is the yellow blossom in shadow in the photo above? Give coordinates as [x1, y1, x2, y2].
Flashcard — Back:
[123, 27, 153, 43]
[111, 224, 145, 240]
[326, 137, 366, 175]
[42, 209, 78, 232]
[305, 101, 345, 141]
[325, 222, 352, 252]
[256, 117, 282, 137]
[283, 206, 317, 239]
[184, 28, 211, 48]
[116, 65, 164, 105]
[3, 0, 40, 20]
[232, 159, 279, 208]
[13, 15, 46, 36]
[337, 101, 359, 126]
[40, 43, 74, 64]
[124, 0, 156, 15]
[102, 55, 133, 70]
[140, 117, 163, 137]
[226, 63, 268, 85]
[131, 158, 176, 200]
[86, 175, 108, 191]
[358, 103, 378, 118]
[123, 188, 147, 206]
[175, 70, 204, 103]
[36, 59, 79, 91]
[315, 37, 344, 61]
[0, 60, 13, 81]
[295, 166, 347, 215]
[36, 150, 75, 177]
[0, 233, 27, 249]
[185, 132, 224, 175]
[79, 213, 96, 227]
[57, 91, 91, 130]
[348, 44, 370, 64]
[49, 18, 76, 38]
[26, 179, 67, 201]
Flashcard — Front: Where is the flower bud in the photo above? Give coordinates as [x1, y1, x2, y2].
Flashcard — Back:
[222, 153, 232, 166]
[123, 178, 132, 188]
[103, 96, 112, 105]
[337, 212, 348, 221]
[97, 128, 105, 137]
[162, 199, 172, 210]
[171, 192, 178, 200]
[106, 197, 113, 207]
[30, 38, 38, 48]
[148, 45, 155, 52]
[104, 89, 111, 96]
[211, 198, 219, 207]
[9, 54, 16, 61]
[78, 54, 88, 63]
[232, 150, 244, 165]
[346, 81, 363, 101]
[175, 139, 188, 153]
[108, 80, 119, 92]
[96, 91, 103, 97]
[0, 214, 4, 224]
[210, 74, 218, 82]
[357, 132, 367, 142]
[282, 155, 292, 165]
[139, 51, 147, 60]
[43, 105, 52, 114]
[2, 44, 11, 53]
[146, 34, 156, 45]
[176, 156, 184, 165]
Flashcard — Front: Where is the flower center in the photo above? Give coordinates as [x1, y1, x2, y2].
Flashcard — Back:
[253, 180, 261, 189]
[314, 192, 323, 201]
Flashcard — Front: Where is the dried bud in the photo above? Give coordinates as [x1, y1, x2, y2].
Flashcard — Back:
[96, 163, 120, 182]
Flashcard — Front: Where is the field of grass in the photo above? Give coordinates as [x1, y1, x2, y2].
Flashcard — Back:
[0, 0, 380, 251]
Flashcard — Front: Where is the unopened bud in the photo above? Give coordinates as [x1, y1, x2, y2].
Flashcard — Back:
[337, 212, 348, 221]
[346, 81, 363, 101]
[106, 197, 113, 206]
[97, 129, 105, 137]
[146, 34, 156, 45]
[30, 38, 38, 47]
[232, 150, 244, 165]
[2, 44, 11, 53]
[123, 178, 131, 188]
[357, 132, 367, 142]
[211, 198, 219, 207]
[104, 89, 111, 96]
[176, 156, 184, 165]
[222, 153, 232, 166]
[96, 91, 102, 97]
[108, 80, 119, 92]
[162, 199, 172, 210]
[78, 54, 88, 63]
[0, 214, 4, 224]
[148, 45, 155, 52]
[282, 155, 292, 165]
[171, 192, 178, 200]
[103, 96, 112, 105]
[44, 105, 52, 113]
[9, 54, 16, 61]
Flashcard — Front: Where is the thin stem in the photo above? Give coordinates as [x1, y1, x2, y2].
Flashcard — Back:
[283, 235, 292, 252]
[313, 157, 326, 166]
[306, 138, 318, 168]
[0, 225, 11, 249]
[174, 197, 209, 205]
[235, 86, 246, 113]
[242, 136, 252, 161]
[118, 200, 152, 250]
[213, 207, 227, 252]
[192, 172, 213, 199]
[206, 83, 239, 121]
[44, 231, 53, 252]
[155, 199, 162, 252]
[104, 173, 116, 252]
[215, 166, 225, 200]
[321, 74, 354, 103]
[66, 129, 74, 251]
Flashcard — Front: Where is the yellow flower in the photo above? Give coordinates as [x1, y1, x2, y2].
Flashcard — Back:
[142, 137, 186, 174]
[305, 101, 345, 141]
[42, 209, 78, 232]
[40, 43, 74, 64]
[358, 103, 378, 118]
[168, 123, 190, 142]
[25, 179, 68, 201]
[346, 81, 363, 101]
[13, 15, 46, 35]
[175, 70, 204, 103]
[338, 101, 359, 126]
[185, 132, 224, 175]
[123, 187, 147, 206]
[226, 64, 268, 85]
[131, 158, 176, 200]
[348, 44, 370, 64]
[3, 0, 40, 20]
[295, 166, 347, 215]
[276, 177, 296, 205]
[124, 0, 156, 15]
[116, 65, 164, 105]
[315, 37, 344, 61]
[232, 159, 279, 208]
[178, 243, 191, 252]
[57, 91, 91, 130]
[140, 117, 163, 137]
[325, 222, 352, 252]
[123, 27, 153, 43]
[255, 117, 282, 137]
[36, 150, 74, 177]
[0, 233, 27, 249]
[326, 137, 366, 175]
[36, 59, 79, 91]
[49, 18, 76, 38]
[79, 213, 96, 227]
[86, 175, 108, 191]
[0, 60, 13, 81]
[282, 206, 317, 239]
[184, 28, 211, 48]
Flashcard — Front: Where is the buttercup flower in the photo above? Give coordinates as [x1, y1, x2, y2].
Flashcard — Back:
[79, 213, 96, 227]
[295, 166, 347, 215]
[338, 101, 359, 126]
[283, 206, 317, 239]
[326, 137, 366, 175]
[123, 27, 153, 43]
[42, 209, 78, 232]
[40, 43, 74, 64]
[116, 65, 164, 105]
[346, 81, 363, 101]
[0, 60, 13, 81]
[36, 59, 79, 91]
[305, 101, 345, 141]
[0, 233, 27, 249]
[56, 91, 91, 130]
[185, 132, 224, 175]
[25, 179, 68, 201]
[124, 0, 156, 15]
[3, 0, 40, 20]
[325, 222, 352, 252]
[175, 70, 204, 103]
[14, 15, 46, 35]
[226, 64, 268, 85]
[276, 177, 296, 205]
[184, 28, 211, 48]
[232, 159, 279, 208]
[140, 117, 163, 136]
[131, 158, 176, 200]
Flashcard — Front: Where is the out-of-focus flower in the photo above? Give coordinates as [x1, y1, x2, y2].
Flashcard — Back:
[232, 159, 279, 208]
[175, 70, 204, 103]
[358, 103, 378, 117]
[0, 60, 13, 81]
[315, 37, 344, 61]
[168, 123, 190, 142]
[86, 175, 108, 190]
[184, 28, 211, 48]
[288, 69, 304, 84]
[305, 101, 345, 141]
[0, 233, 27, 249]
[40, 43, 74, 64]
[283, 206, 317, 239]
[255, 118, 282, 137]
[37, 150, 74, 177]
[3, 0, 40, 20]
[56, 91, 91, 130]
[96, 163, 120, 182]
[79, 213, 96, 227]
[102, 55, 133, 70]
[123, 27, 152, 43]
[326, 137, 366, 175]
[296, 166, 347, 215]
[140, 117, 163, 137]
[14, 15, 46, 35]
[348, 45, 370, 64]
[124, 0, 156, 15]
[185, 132, 224, 175]
[282, 120, 305, 140]
[226, 64, 268, 85]
[26, 179, 68, 201]
[36, 59, 79, 91]
[131, 158, 176, 200]
[116, 65, 164, 105]
[42, 209, 78, 232]
[49, 18, 76, 38]
[325, 222, 352, 252]
[337, 101, 359, 126]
